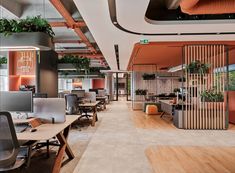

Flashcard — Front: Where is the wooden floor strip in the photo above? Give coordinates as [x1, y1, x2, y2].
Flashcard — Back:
[146, 146, 235, 173]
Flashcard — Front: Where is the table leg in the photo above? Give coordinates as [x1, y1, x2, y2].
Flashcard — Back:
[52, 125, 74, 173]
[160, 112, 165, 118]
[91, 106, 97, 126]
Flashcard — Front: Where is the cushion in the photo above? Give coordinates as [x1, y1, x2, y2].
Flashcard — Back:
[143, 102, 162, 112]
[146, 105, 158, 115]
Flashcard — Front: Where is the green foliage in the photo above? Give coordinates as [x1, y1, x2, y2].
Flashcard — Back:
[142, 73, 155, 80]
[186, 60, 210, 74]
[135, 89, 147, 95]
[228, 71, 235, 90]
[178, 76, 186, 82]
[0, 57, 7, 65]
[58, 55, 90, 73]
[0, 16, 55, 38]
[200, 87, 224, 102]
[173, 88, 180, 93]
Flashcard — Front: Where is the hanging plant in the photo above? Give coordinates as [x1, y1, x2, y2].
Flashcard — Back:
[0, 57, 7, 65]
[58, 55, 90, 73]
[200, 87, 224, 102]
[186, 60, 210, 74]
[142, 73, 155, 80]
[0, 16, 55, 38]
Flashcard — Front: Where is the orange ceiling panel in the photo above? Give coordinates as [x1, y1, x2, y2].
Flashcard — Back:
[128, 41, 235, 71]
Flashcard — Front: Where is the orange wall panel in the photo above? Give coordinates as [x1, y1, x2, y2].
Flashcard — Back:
[92, 79, 105, 89]
[229, 91, 235, 124]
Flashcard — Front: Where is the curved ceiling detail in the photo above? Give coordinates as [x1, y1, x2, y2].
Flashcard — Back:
[74, 0, 235, 71]
[108, 0, 235, 35]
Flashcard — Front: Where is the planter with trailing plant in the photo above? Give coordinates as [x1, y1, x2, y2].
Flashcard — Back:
[0, 16, 54, 49]
[0, 16, 54, 37]
[142, 73, 155, 80]
[0, 57, 7, 69]
[200, 88, 224, 102]
[58, 55, 90, 73]
[186, 60, 210, 74]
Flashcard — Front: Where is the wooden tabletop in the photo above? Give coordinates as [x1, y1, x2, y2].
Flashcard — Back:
[16, 115, 78, 141]
[96, 96, 106, 99]
[79, 101, 100, 107]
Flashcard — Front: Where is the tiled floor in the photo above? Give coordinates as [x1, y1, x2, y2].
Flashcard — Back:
[73, 100, 235, 173]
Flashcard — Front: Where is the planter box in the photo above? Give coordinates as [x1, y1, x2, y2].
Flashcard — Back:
[58, 63, 75, 70]
[0, 64, 7, 69]
[0, 32, 53, 50]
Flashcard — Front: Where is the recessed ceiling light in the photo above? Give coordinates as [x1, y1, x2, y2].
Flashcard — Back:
[113, 21, 118, 25]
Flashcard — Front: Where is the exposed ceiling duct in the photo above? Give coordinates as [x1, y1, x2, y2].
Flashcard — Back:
[180, 0, 235, 15]
[49, 0, 97, 53]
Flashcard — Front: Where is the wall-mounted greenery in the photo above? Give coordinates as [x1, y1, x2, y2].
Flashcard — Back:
[58, 55, 90, 73]
[200, 88, 224, 102]
[186, 60, 210, 74]
[142, 73, 155, 80]
[0, 57, 7, 65]
[135, 89, 147, 95]
[0, 16, 55, 38]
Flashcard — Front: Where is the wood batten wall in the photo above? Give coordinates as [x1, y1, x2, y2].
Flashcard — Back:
[184, 45, 228, 130]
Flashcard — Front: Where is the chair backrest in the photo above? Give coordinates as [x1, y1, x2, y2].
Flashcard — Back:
[97, 90, 105, 97]
[65, 94, 78, 114]
[0, 112, 19, 168]
[84, 92, 96, 103]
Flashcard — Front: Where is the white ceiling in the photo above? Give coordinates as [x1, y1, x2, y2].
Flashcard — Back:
[74, 0, 235, 71]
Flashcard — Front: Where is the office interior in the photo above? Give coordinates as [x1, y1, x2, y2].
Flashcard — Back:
[1, 0, 235, 173]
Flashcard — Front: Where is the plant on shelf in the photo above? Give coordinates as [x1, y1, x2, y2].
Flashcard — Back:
[173, 88, 180, 93]
[0, 57, 7, 65]
[142, 73, 155, 80]
[135, 89, 147, 95]
[200, 87, 224, 102]
[186, 60, 210, 74]
[0, 16, 55, 37]
[178, 76, 186, 82]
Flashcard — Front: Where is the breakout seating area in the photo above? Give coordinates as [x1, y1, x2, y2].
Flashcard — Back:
[1, 0, 235, 173]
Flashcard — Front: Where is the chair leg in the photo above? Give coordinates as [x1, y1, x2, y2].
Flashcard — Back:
[46, 140, 50, 158]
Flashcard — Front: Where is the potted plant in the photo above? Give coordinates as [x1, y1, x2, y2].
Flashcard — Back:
[0, 56, 7, 69]
[173, 88, 180, 93]
[135, 89, 147, 95]
[178, 76, 186, 82]
[0, 16, 55, 37]
[142, 73, 155, 80]
[186, 60, 210, 74]
[200, 88, 224, 102]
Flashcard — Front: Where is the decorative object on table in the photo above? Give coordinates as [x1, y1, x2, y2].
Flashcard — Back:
[200, 87, 224, 102]
[135, 89, 147, 95]
[142, 73, 156, 80]
[0, 16, 55, 37]
[186, 60, 210, 74]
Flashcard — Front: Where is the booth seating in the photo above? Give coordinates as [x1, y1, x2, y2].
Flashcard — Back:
[143, 102, 162, 113]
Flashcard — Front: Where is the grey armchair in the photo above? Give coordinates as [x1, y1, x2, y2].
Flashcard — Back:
[0, 112, 28, 171]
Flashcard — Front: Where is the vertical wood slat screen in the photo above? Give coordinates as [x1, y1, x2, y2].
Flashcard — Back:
[184, 45, 228, 130]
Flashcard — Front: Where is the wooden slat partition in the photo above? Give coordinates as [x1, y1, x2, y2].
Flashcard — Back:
[183, 45, 228, 130]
